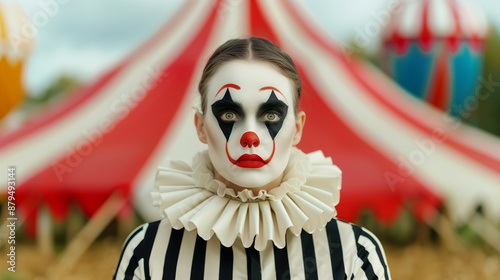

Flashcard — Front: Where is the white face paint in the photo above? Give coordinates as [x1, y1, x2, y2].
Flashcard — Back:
[203, 60, 297, 188]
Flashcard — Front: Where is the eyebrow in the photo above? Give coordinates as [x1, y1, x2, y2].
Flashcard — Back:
[213, 83, 241, 101]
[259, 86, 288, 102]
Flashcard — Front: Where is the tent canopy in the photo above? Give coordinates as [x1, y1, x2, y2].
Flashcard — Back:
[1, 0, 500, 237]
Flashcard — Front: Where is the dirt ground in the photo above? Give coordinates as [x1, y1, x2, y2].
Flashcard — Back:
[0, 239, 498, 280]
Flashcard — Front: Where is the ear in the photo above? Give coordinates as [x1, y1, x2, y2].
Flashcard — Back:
[194, 111, 208, 144]
[292, 111, 306, 146]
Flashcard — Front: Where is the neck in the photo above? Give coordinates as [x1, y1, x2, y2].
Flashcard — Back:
[214, 170, 284, 196]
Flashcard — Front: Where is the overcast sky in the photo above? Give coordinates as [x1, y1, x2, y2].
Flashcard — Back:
[9, 0, 500, 96]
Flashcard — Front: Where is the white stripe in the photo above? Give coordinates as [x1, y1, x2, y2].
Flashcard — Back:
[286, 233, 305, 280]
[134, 258, 145, 280]
[312, 228, 334, 280]
[260, 243, 276, 279]
[175, 228, 197, 280]
[203, 237, 221, 278]
[150, 220, 171, 280]
[398, 0, 422, 38]
[337, 221, 357, 277]
[351, 266, 367, 280]
[458, 1, 488, 37]
[232, 241, 248, 279]
[263, 0, 500, 224]
[132, 0, 251, 221]
[429, 0, 455, 37]
[0, 0, 214, 189]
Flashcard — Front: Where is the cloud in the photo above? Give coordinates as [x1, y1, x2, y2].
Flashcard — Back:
[15, 0, 183, 95]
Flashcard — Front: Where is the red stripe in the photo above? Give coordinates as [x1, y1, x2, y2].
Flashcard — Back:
[17, 0, 221, 237]
[426, 47, 451, 110]
[447, 0, 462, 51]
[0, 0, 199, 150]
[387, 1, 410, 54]
[420, 0, 433, 52]
[250, 0, 441, 223]
[280, 0, 500, 180]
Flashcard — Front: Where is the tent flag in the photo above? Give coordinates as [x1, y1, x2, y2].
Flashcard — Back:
[1, 0, 500, 237]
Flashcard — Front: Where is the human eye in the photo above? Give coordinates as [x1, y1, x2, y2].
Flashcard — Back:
[220, 111, 239, 121]
[261, 112, 281, 122]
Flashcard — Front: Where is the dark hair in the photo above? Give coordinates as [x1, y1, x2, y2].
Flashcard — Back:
[198, 37, 301, 114]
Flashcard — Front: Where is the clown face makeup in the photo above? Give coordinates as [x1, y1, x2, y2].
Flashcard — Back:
[198, 60, 302, 188]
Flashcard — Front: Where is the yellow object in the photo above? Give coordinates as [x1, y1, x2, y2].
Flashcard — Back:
[0, 3, 34, 120]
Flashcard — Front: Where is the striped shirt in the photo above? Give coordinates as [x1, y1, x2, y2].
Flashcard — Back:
[114, 218, 390, 279]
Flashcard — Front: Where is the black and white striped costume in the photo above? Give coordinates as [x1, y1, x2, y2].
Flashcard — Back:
[114, 149, 391, 279]
[114, 218, 389, 279]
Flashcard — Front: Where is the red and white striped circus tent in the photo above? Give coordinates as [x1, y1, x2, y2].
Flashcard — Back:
[1, 0, 500, 237]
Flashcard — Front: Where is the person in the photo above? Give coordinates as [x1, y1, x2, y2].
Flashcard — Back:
[114, 37, 391, 279]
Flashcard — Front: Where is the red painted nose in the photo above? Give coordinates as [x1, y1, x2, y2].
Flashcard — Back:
[240, 132, 260, 148]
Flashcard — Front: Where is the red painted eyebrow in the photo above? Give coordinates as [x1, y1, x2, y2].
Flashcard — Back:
[259, 86, 288, 102]
[213, 83, 240, 100]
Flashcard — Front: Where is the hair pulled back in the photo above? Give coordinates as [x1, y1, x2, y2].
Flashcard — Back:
[198, 37, 301, 113]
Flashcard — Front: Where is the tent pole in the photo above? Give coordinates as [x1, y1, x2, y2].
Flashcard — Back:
[468, 213, 500, 253]
[424, 207, 464, 253]
[37, 206, 55, 258]
[47, 192, 127, 279]
[66, 205, 86, 241]
[0, 201, 9, 246]
[424, 209, 488, 278]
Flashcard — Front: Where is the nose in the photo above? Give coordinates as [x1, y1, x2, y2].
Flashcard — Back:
[240, 132, 260, 148]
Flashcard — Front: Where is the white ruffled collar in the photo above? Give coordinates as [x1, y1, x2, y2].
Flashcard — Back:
[151, 147, 341, 251]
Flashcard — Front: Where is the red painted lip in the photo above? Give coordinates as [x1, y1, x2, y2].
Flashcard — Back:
[234, 154, 266, 168]
[226, 141, 275, 168]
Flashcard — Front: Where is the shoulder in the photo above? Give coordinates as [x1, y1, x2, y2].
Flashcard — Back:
[114, 219, 173, 280]
[122, 220, 162, 245]
[325, 218, 385, 248]
[324, 219, 391, 279]
[120, 219, 174, 252]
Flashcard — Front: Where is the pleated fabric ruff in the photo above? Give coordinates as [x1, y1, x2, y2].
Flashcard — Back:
[151, 148, 341, 251]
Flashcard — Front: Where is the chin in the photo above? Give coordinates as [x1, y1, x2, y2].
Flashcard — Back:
[225, 166, 282, 189]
